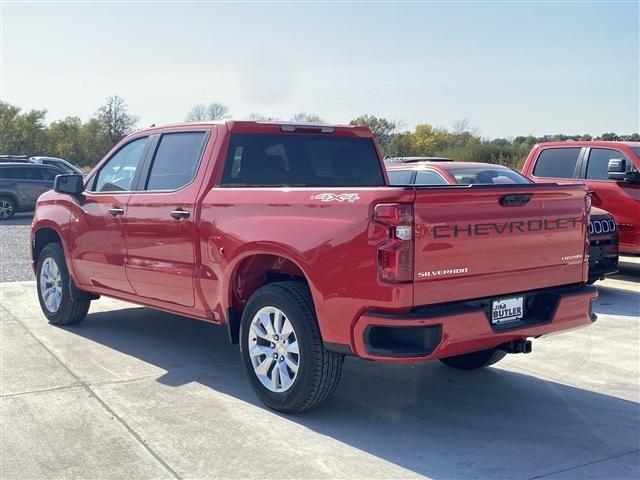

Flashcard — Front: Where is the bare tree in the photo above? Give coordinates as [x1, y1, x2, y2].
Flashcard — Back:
[452, 118, 480, 136]
[187, 102, 231, 122]
[452, 118, 471, 134]
[247, 113, 278, 121]
[290, 112, 324, 123]
[96, 95, 138, 144]
[206, 103, 230, 120]
[186, 104, 207, 122]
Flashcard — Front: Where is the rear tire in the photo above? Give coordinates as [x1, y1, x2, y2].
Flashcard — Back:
[240, 281, 343, 413]
[0, 196, 16, 220]
[36, 243, 90, 325]
[440, 347, 507, 370]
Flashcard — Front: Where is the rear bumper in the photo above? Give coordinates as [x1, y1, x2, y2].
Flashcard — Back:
[351, 285, 598, 362]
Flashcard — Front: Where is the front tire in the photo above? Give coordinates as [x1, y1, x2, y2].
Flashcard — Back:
[240, 281, 343, 413]
[36, 243, 90, 325]
[0, 196, 16, 220]
[440, 347, 507, 370]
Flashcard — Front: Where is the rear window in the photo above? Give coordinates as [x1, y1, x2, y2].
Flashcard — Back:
[448, 168, 531, 185]
[221, 134, 384, 187]
[533, 148, 581, 178]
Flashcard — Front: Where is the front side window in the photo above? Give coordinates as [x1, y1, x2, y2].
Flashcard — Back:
[93, 137, 148, 192]
[387, 170, 414, 185]
[414, 170, 448, 185]
[145, 132, 207, 191]
[532, 148, 581, 178]
[221, 134, 384, 187]
[586, 148, 628, 181]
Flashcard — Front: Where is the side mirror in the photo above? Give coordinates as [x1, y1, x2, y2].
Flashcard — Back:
[54, 174, 85, 194]
[608, 159, 639, 182]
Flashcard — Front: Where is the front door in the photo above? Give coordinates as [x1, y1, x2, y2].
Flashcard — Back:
[124, 130, 209, 307]
[69, 136, 150, 293]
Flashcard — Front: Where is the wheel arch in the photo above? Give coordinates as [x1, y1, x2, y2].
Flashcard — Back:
[225, 246, 314, 344]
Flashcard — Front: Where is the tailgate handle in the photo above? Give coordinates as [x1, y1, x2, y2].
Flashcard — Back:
[500, 194, 532, 207]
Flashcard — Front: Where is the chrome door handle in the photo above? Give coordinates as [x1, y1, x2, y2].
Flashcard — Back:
[170, 209, 190, 220]
[108, 207, 125, 217]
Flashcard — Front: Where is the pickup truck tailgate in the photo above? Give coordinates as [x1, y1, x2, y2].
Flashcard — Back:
[413, 184, 589, 305]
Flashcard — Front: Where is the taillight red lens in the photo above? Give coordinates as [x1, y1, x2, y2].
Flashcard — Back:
[373, 203, 414, 283]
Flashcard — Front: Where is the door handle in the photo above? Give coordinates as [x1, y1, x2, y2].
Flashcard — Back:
[170, 209, 190, 220]
[108, 207, 125, 217]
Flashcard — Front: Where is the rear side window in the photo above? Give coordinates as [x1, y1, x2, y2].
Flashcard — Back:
[221, 134, 384, 187]
[0, 167, 47, 180]
[532, 148, 581, 178]
[387, 170, 414, 185]
[146, 132, 207, 191]
[586, 148, 628, 180]
[415, 170, 448, 185]
[0, 167, 22, 179]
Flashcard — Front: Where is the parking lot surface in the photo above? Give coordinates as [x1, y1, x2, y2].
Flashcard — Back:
[1, 245, 639, 478]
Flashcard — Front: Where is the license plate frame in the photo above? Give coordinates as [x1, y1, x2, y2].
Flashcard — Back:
[491, 296, 524, 325]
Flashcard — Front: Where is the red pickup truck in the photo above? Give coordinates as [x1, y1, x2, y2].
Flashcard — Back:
[521, 141, 640, 254]
[32, 121, 597, 412]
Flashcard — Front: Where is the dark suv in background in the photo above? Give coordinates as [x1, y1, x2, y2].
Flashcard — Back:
[0, 163, 60, 219]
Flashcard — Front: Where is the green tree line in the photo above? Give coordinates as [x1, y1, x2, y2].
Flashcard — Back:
[1, 98, 638, 170]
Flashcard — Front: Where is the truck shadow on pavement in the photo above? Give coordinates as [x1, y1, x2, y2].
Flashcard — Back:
[59, 287, 640, 479]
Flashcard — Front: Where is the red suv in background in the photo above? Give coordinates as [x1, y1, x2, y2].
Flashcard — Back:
[521, 142, 640, 254]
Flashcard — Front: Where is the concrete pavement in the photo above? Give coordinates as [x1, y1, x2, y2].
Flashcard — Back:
[1, 275, 638, 479]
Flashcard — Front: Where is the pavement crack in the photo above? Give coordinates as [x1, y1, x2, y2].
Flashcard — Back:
[4, 306, 183, 480]
[529, 449, 640, 479]
[83, 384, 183, 480]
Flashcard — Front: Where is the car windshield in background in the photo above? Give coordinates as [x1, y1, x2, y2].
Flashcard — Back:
[221, 134, 384, 187]
[630, 147, 640, 157]
[448, 168, 531, 185]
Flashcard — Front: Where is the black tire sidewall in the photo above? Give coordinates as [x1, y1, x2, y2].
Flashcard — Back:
[36, 244, 74, 324]
[240, 284, 318, 412]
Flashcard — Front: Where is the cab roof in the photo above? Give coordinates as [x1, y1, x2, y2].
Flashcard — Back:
[131, 120, 373, 138]
[535, 140, 640, 148]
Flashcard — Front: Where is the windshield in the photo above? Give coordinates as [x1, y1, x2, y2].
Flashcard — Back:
[447, 167, 531, 185]
[630, 147, 640, 158]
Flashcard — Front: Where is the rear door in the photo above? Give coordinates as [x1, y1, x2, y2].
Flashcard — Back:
[412, 184, 588, 305]
[16, 166, 56, 209]
[124, 130, 209, 307]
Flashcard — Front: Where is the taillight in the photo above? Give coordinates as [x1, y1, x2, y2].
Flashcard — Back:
[373, 203, 414, 283]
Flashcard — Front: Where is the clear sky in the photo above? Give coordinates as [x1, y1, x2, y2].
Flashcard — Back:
[1, 1, 638, 138]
